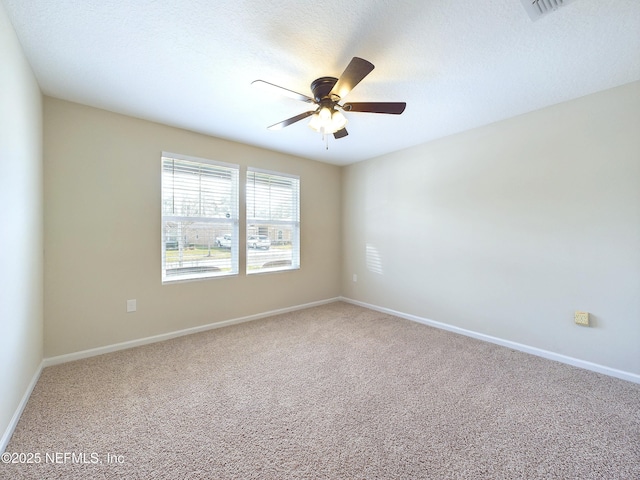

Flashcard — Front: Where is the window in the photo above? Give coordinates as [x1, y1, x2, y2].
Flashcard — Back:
[246, 168, 300, 274]
[161, 153, 239, 283]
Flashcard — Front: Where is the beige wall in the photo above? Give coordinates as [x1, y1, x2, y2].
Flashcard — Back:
[44, 98, 342, 357]
[342, 81, 640, 375]
[0, 4, 43, 447]
[41, 83, 640, 375]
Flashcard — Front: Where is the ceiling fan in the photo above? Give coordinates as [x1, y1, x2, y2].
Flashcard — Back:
[252, 57, 406, 141]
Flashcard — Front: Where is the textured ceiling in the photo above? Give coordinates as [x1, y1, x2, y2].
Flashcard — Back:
[2, 0, 639, 165]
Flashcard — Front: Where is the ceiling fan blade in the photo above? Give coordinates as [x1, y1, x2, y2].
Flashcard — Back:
[333, 128, 348, 139]
[343, 102, 406, 114]
[267, 111, 315, 130]
[252, 80, 315, 104]
[329, 57, 375, 100]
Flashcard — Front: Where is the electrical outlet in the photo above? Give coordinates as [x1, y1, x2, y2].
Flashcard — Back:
[574, 311, 589, 326]
[127, 299, 137, 313]
[353, 274, 357, 282]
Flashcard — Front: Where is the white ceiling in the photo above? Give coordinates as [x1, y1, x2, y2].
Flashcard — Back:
[2, 0, 639, 166]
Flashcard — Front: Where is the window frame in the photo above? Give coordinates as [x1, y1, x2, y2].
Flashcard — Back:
[246, 167, 300, 275]
[161, 152, 239, 284]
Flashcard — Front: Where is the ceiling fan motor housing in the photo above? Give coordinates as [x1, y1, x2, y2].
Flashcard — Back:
[311, 77, 338, 102]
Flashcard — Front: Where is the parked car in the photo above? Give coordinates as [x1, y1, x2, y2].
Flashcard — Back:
[215, 234, 232, 248]
[247, 235, 271, 250]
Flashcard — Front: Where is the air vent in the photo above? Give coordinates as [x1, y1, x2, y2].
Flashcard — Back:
[520, 0, 578, 21]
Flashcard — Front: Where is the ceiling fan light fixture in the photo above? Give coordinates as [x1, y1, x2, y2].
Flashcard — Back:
[308, 111, 323, 131]
[308, 107, 347, 134]
[331, 109, 347, 131]
[319, 106, 332, 121]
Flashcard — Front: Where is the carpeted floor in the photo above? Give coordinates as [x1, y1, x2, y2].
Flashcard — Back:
[2, 301, 639, 479]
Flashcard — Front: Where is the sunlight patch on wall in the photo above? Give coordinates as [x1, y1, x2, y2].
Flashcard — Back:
[366, 243, 384, 275]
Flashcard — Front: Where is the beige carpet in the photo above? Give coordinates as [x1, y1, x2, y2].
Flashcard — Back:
[2, 302, 639, 479]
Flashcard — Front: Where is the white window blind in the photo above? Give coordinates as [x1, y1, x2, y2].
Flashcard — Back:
[246, 168, 300, 274]
[162, 153, 239, 283]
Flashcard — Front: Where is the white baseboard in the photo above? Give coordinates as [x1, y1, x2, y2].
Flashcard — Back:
[340, 297, 640, 385]
[44, 297, 341, 367]
[1, 361, 44, 454]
